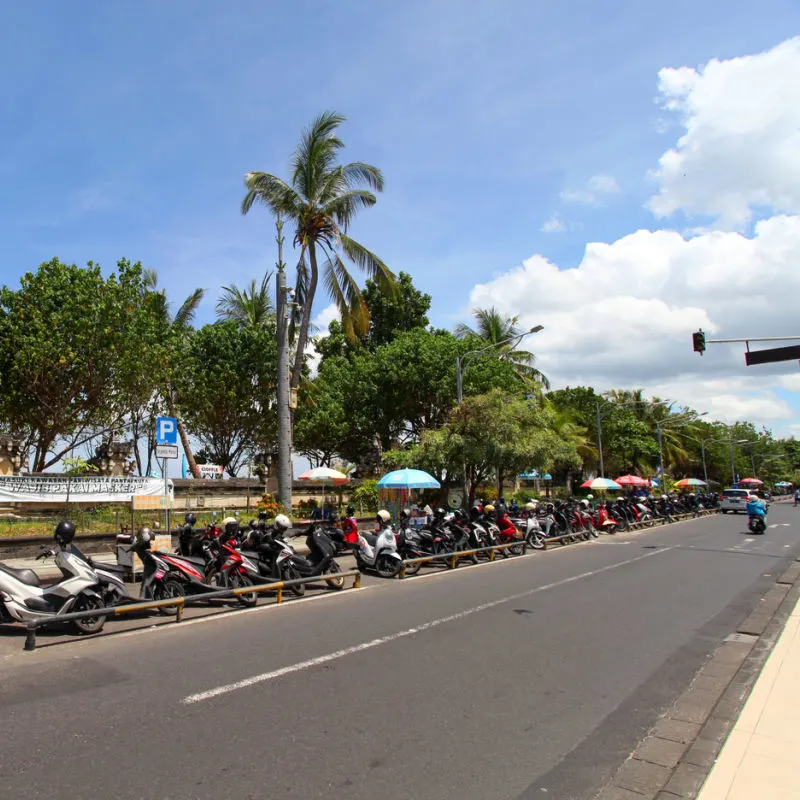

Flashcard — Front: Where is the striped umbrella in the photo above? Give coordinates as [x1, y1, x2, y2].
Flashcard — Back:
[615, 474, 650, 487]
[580, 477, 622, 491]
[297, 467, 350, 486]
[674, 478, 708, 488]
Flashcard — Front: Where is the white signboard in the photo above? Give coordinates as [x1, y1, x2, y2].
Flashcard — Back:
[155, 444, 179, 459]
[0, 476, 172, 504]
[197, 464, 223, 479]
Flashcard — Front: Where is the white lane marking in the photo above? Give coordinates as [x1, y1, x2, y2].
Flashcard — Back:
[769, 523, 791, 528]
[745, 538, 755, 543]
[182, 545, 675, 705]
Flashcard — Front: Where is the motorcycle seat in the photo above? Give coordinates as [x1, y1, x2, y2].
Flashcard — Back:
[0, 563, 41, 587]
[179, 555, 208, 568]
[361, 534, 378, 548]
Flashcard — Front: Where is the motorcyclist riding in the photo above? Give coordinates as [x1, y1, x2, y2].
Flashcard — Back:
[746, 495, 767, 529]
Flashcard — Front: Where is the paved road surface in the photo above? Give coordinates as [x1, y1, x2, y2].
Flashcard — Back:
[0, 505, 797, 799]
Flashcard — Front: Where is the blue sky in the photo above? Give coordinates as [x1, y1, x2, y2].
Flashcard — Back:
[3, 1, 800, 467]
[1, 0, 796, 326]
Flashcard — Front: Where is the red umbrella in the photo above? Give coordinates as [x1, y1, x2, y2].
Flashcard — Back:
[615, 474, 650, 487]
[738, 477, 763, 486]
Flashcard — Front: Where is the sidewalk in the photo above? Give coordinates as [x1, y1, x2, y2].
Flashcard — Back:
[698, 594, 800, 799]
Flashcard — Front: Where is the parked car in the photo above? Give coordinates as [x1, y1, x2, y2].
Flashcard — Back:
[720, 488, 750, 514]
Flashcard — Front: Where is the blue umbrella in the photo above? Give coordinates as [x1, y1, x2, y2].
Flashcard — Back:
[377, 468, 441, 490]
[775, 481, 792, 487]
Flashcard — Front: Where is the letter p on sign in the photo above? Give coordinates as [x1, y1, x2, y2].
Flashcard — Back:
[156, 416, 178, 445]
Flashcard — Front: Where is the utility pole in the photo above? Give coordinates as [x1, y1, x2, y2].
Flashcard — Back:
[274, 214, 293, 513]
[596, 401, 605, 478]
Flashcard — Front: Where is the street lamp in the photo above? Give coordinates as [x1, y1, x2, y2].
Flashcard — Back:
[454, 324, 543, 506]
[655, 412, 708, 488]
[595, 398, 670, 478]
[455, 325, 543, 403]
[681, 433, 749, 486]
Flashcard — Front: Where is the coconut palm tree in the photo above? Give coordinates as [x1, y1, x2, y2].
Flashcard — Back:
[456, 307, 550, 388]
[142, 270, 205, 477]
[216, 271, 274, 328]
[241, 111, 394, 390]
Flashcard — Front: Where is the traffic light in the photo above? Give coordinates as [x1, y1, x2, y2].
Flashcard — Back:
[692, 329, 706, 356]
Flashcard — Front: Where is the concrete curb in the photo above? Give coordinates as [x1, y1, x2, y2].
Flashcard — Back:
[595, 558, 800, 800]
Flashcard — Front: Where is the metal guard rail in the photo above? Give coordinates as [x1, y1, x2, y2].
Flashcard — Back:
[22, 569, 361, 651]
[400, 540, 528, 577]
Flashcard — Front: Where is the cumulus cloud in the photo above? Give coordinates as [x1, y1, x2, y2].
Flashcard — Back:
[541, 214, 567, 233]
[467, 215, 800, 430]
[463, 37, 800, 435]
[648, 37, 800, 229]
[306, 303, 340, 375]
[561, 174, 620, 205]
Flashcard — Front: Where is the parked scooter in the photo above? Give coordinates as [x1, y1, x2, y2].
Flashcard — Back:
[0, 521, 108, 633]
[356, 510, 403, 578]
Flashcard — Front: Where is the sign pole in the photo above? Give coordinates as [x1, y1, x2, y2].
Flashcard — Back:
[164, 457, 169, 533]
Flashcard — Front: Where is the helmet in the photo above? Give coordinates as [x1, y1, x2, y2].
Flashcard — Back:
[400, 508, 411, 520]
[346, 505, 355, 516]
[258, 510, 268, 521]
[376, 509, 391, 524]
[136, 526, 152, 546]
[223, 519, 239, 539]
[274, 514, 291, 531]
[580, 499, 590, 509]
[184, 512, 197, 526]
[469, 504, 482, 518]
[525, 502, 537, 511]
[222, 516, 237, 527]
[586, 494, 593, 501]
[249, 519, 258, 529]
[484, 504, 495, 513]
[54, 520, 76, 546]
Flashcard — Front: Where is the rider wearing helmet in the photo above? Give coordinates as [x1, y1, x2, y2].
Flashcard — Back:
[376, 509, 391, 528]
[341, 504, 359, 544]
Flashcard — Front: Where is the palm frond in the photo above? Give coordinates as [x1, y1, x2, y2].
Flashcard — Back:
[216, 272, 274, 327]
[322, 255, 368, 340]
[241, 172, 299, 216]
[342, 161, 385, 192]
[321, 190, 377, 231]
[174, 288, 205, 327]
[338, 234, 395, 294]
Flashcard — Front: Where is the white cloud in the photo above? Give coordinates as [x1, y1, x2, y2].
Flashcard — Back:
[306, 303, 340, 375]
[648, 37, 800, 229]
[464, 37, 800, 435]
[561, 174, 620, 205]
[541, 215, 567, 233]
[467, 215, 800, 432]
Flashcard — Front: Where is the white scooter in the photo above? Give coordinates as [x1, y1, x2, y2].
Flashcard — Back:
[0, 529, 108, 634]
[356, 511, 403, 578]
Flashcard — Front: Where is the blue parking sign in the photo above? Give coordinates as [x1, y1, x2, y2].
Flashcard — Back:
[156, 416, 178, 445]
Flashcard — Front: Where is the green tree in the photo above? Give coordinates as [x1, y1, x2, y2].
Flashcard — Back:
[0, 258, 170, 472]
[456, 307, 550, 388]
[389, 389, 579, 503]
[173, 321, 278, 476]
[241, 111, 394, 390]
[216, 271, 274, 328]
[140, 269, 205, 477]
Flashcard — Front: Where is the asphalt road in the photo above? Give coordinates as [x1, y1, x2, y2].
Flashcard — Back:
[0, 505, 797, 800]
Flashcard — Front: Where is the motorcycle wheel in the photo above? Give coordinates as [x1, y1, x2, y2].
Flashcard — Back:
[588, 525, 599, 538]
[526, 532, 546, 550]
[230, 572, 258, 607]
[282, 563, 305, 596]
[376, 553, 401, 579]
[324, 560, 346, 589]
[154, 579, 184, 616]
[508, 539, 525, 556]
[402, 554, 422, 576]
[72, 593, 105, 634]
